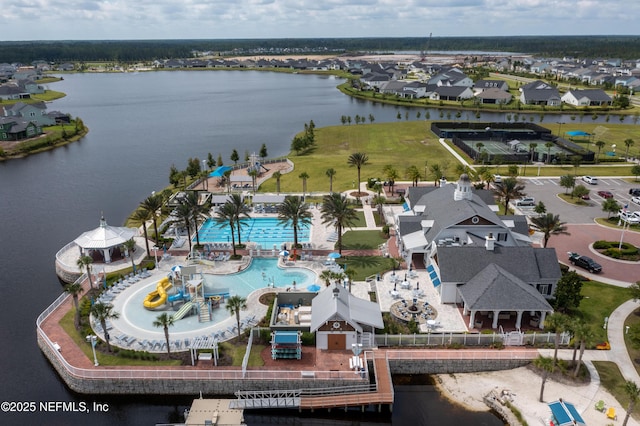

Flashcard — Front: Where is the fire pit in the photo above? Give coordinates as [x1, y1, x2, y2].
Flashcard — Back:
[390, 298, 437, 324]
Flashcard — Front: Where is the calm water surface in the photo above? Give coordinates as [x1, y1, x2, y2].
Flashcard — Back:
[0, 71, 503, 425]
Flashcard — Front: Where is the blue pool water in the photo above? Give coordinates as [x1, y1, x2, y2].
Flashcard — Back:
[120, 259, 317, 333]
[197, 217, 310, 247]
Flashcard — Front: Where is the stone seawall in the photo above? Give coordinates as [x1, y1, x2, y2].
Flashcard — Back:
[389, 358, 531, 375]
[40, 334, 531, 395]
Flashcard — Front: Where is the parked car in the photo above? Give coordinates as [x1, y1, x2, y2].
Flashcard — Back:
[515, 197, 535, 206]
[618, 210, 640, 224]
[580, 193, 590, 200]
[629, 188, 640, 196]
[597, 190, 614, 199]
[582, 176, 598, 185]
[618, 210, 639, 223]
[493, 174, 502, 184]
[632, 196, 640, 205]
[568, 252, 602, 273]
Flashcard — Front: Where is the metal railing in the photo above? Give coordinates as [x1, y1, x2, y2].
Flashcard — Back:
[374, 331, 570, 347]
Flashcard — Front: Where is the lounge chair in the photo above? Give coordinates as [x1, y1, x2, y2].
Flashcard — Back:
[595, 400, 605, 412]
[606, 407, 617, 420]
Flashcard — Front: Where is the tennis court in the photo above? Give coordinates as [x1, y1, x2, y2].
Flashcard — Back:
[460, 138, 573, 161]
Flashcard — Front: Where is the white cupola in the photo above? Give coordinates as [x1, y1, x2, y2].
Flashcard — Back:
[454, 173, 473, 201]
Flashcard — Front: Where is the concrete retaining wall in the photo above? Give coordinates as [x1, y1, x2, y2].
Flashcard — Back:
[389, 358, 530, 375]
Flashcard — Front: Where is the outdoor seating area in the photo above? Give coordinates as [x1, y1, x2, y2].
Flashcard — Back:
[389, 298, 438, 326]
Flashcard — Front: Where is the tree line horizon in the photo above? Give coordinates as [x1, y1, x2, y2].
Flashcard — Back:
[2, 35, 640, 63]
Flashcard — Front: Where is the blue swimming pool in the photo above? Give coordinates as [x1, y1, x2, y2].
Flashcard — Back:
[119, 259, 317, 334]
[197, 217, 310, 247]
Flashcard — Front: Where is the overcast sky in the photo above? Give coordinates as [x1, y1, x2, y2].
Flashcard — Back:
[2, 0, 638, 41]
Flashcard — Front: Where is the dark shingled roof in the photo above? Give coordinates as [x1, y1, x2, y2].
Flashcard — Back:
[458, 263, 553, 311]
[437, 245, 561, 283]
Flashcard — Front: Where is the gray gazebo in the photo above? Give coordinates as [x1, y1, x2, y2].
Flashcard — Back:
[73, 216, 138, 264]
[458, 264, 553, 330]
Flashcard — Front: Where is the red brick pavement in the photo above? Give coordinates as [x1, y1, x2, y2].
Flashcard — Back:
[547, 224, 640, 284]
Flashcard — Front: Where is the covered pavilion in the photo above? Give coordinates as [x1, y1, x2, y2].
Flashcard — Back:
[73, 216, 138, 264]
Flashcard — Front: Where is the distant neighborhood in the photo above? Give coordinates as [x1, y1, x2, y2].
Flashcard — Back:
[0, 65, 70, 142]
[2, 53, 639, 142]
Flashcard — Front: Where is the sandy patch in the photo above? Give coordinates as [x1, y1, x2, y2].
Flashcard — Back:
[435, 366, 637, 425]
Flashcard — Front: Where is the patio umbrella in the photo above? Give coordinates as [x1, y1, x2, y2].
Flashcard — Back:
[328, 252, 341, 259]
[279, 250, 289, 257]
[307, 284, 321, 292]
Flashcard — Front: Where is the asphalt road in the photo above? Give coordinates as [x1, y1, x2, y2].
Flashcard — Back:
[509, 176, 640, 283]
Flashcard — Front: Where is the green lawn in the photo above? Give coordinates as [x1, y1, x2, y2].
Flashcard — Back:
[60, 309, 181, 366]
[576, 281, 633, 344]
[336, 256, 396, 281]
[592, 361, 638, 420]
[339, 230, 387, 250]
[258, 121, 445, 194]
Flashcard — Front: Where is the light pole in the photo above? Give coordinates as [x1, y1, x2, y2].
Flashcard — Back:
[86, 335, 99, 366]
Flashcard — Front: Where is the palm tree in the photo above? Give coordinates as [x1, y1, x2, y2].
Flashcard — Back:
[347, 152, 369, 194]
[248, 169, 258, 195]
[319, 270, 333, 286]
[226, 295, 247, 340]
[528, 213, 570, 248]
[529, 143, 538, 162]
[533, 355, 555, 402]
[325, 168, 337, 193]
[493, 177, 525, 215]
[153, 312, 175, 357]
[272, 171, 282, 195]
[228, 193, 250, 246]
[299, 171, 309, 196]
[277, 196, 312, 250]
[320, 192, 358, 254]
[475, 142, 484, 160]
[572, 321, 594, 377]
[215, 202, 237, 256]
[90, 302, 119, 352]
[545, 313, 569, 371]
[140, 193, 163, 244]
[173, 203, 193, 252]
[77, 255, 94, 290]
[623, 381, 640, 426]
[406, 165, 421, 187]
[130, 208, 152, 257]
[183, 191, 209, 248]
[122, 238, 137, 272]
[429, 163, 444, 186]
[595, 140, 606, 164]
[383, 165, 400, 195]
[545, 142, 554, 164]
[624, 138, 635, 160]
[65, 282, 83, 329]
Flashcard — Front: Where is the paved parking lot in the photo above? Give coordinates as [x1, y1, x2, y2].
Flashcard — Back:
[509, 176, 640, 283]
[513, 177, 640, 224]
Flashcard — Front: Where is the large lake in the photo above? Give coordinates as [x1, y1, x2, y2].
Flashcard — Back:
[0, 70, 503, 425]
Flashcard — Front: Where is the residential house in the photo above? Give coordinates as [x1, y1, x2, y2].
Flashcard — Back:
[475, 88, 513, 104]
[428, 68, 473, 87]
[519, 80, 561, 106]
[3, 102, 56, 126]
[430, 86, 474, 101]
[473, 79, 509, 93]
[0, 117, 43, 141]
[561, 89, 612, 106]
[0, 84, 29, 101]
[395, 174, 558, 330]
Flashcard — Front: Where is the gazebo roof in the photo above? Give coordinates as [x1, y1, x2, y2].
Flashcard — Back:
[73, 216, 137, 249]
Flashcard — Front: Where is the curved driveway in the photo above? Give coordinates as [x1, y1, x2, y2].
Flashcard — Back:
[547, 223, 640, 284]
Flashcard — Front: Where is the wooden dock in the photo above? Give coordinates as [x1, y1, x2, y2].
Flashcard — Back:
[299, 351, 394, 411]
